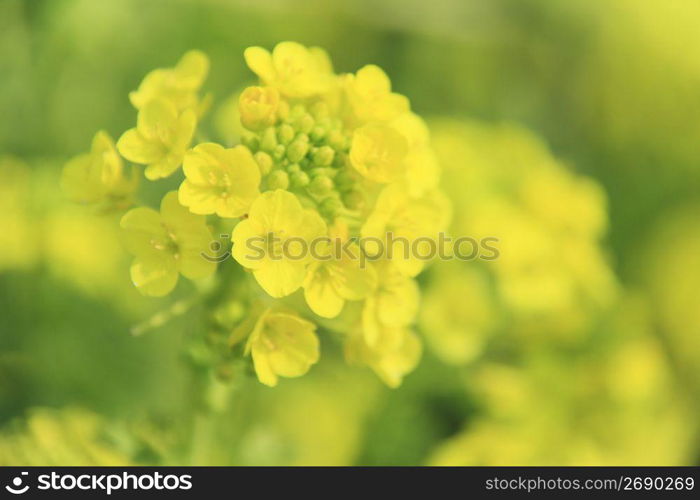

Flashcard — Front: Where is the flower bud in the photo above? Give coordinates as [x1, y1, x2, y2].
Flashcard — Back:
[239, 86, 280, 131]
[312, 145, 335, 166]
[287, 163, 302, 174]
[286, 139, 310, 162]
[254, 151, 273, 175]
[291, 171, 310, 188]
[272, 144, 286, 161]
[267, 169, 289, 190]
[308, 175, 334, 196]
[310, 126, 326, 143]
[277, 123, 295, 145]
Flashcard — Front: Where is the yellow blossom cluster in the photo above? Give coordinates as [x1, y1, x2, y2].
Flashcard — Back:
[420, 120, 617, 364]
[62, 43, 450, 388]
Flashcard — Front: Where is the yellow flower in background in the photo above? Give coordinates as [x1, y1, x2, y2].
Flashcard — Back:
[61, 131, 139, 210]
[117, 99, 196, 180]
[244, 309, 320, 387]
[430, 119, 617, 341]
[244, 42, 333, 98]
[179, 143, 261, 218]
[303, 232, 377, 318]
[350, 124, 408, 183]
[120, 191, 215, 296]
[419, 262, 496, 365]
[238, 86, 280, 131]
[343, 65, 409, 126]
[345, 326, 421, 388]
[129, 50, 209, 114]
[0, 408, 133, 466]
[231, 190, 327, 298]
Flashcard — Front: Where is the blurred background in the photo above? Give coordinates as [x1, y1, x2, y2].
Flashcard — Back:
[1, 0, 699, 465]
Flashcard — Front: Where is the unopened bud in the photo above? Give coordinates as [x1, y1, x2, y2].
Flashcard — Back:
[267, 169, 289, 190]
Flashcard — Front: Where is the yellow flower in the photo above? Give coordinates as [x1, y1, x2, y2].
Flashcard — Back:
[419, 262, 495, 365]
[302, 225, 377, 318]
[361, 261, 419, 347]
[129, 50, 209, 113]
[343, 65, 409, 125]
[0, 408, 134, 466]
[362, 184, 450, 277]
[120, 191, 216, 296]
[350, 124, 408, 183]
[238, 86, 280, 131]
[117, 99, 196, 180]
[179, 143, 261, 218]
[244, 309, 320, 387]
[231, 189, 326, 297]
[345, 326, 422, 388]
[244, 42, 333, 98]
[61, 131, 139, 209]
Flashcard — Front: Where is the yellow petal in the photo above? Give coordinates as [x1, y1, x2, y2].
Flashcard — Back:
[231, 218, 266, 269]
[253, 259, 306, 298]
[120, 206, 165, 257]
[304, 265, 345, 318]
[350, 124, 408, 183]
[130, 256, 178, 297]
[373, 330, 422, 388]
[244, 46, 275, 84]
[116, 129, 165, 165]
[173, 50, 209, 88]
[251, 343, 278, 387]
[179, 248, 216, 280]
[171, 108, 197, 150]
[137, 99, 178, 142]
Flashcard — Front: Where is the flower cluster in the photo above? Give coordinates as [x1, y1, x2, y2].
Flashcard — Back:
[420, 120, 618, 364]
[62, 43, 449, 387]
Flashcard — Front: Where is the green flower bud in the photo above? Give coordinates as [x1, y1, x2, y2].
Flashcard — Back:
[290, 171, 310, 188]
[261, 127, 278, 152]
[286, 140, 309, 162]
[254, 151, 273, 176]
[273, 144, 286, 161]
[310, 126, 326, 143]
[295, 132, 309, 143]
[312, 145, 335, 166]
[298, 113, 315, 134]
[277, 123, 295, 145]
[267, 169, 289, 190]
[287, 163, 302, 174]
[319, 196, 344, 219]
[308, 175, 334, 197]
